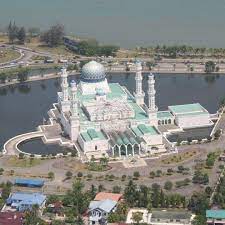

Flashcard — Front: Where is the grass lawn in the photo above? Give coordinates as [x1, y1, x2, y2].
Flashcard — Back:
[25, 37, 74, 57]
[5, 156, 42, 167]
[161, 150, 197, 165]
[0, 49, 20, 63]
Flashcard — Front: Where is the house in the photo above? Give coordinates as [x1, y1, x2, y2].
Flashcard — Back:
[0, 211, 24, 225]
[206, 210, 225, 225]
[94, 192, 123, 202]
[6, 192, 46, 212]
[88, 199, 117, 225]
[126, 209, 194, 225]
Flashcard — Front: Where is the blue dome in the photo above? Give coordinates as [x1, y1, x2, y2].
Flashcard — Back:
[81, 61, 106, 83]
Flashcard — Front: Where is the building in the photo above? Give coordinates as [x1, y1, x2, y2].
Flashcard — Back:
[0, 212, 23, 225]
[127, 209, 194, 225]
[149, 210, 194, 225]
[6, 192, 46, 212]
[14, 178, 45, 188]
[94, 192, 123, 202]
[50, 60, 214, 159]
[206, 210, 225, 225]
[88, 199, 117, 225]
[88, 192, 122, 225]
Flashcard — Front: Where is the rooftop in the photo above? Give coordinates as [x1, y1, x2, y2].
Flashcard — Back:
[89, 199, 117, 213]
[81, 129, 106, 142]
[0, 212, 23, 225]
[168, 103, 207, 116]
[94, 192, 122, 202]
[206, 210, 225, 219]
[7, 192, 46, 207]
[157, 111, 174, 119]
[14, 178, 44, 187]
[151, 210, 192, 220]
[132, 124, 159, 137]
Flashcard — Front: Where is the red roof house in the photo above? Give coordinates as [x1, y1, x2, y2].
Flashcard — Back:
[94, 192, 123, 202]
[0, 212, 23, 225]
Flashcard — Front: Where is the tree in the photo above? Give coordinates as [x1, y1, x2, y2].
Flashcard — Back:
[149, 171, 155, 178]
[18, 152, 25, 159]
[65, 171, 73, 179]
[133, 171, 140, 179]
[164, 181, 173, 190]
[23, 204, 47, 225]
[17, 68, 29, 82]
[192, 215, 207, 225]
[112, 185, 121, 193]
[48, 171, 55, 180]
[40, 24, 65, 47]
[132, 212, 143, 225]
[17, 27, 26, 44]
[7, 21, 18, 44]
[28, 27, 40, 37]
[205, 61, 216, 73]
[124, 180, 137, 207]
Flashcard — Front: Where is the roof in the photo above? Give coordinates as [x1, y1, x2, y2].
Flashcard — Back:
[206, 210, 225, 219]
[168, 103, 208, 116]
[94, 192, 122, 202]
[89, 199, 117, 213]
[0, 212, 23, 225]
[81, 129, 106, 142]
[7, 192, 46, 206]
[15, 178, 44, 187]
[157, 111, 174, 119]
[151, 210, 192, 220]
[132, 124, 159, 137]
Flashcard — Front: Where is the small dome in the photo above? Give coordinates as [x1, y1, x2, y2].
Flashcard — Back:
[81, 61, 106, 83]
[96, 88, 105, 96]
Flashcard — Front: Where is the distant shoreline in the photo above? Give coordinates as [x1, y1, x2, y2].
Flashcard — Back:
[0, 70, 224, 89]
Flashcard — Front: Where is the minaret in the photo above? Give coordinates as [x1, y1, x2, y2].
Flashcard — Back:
[60, 67, 70, 112]
[61, 67, 69, 102]
[147, 73, 158, 126]
[70, 80, 78, 117]
[134, 61, 145, 105]
[70, 80, 80, 141]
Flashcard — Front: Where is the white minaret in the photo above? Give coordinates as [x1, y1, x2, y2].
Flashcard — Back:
[147, 73, 158, 126]
[134, 61, 145, 105]
[61, 67, 69, 102]
[70, 80, 78, 117]
[70, 80, 80, 141]
[60, 67, 70, 112]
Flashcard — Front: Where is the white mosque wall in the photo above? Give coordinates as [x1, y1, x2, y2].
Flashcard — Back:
[142, 134, 163, 146]
[175, 114, 212, 128]
[79, 79, 110, 95]
[78, 135, 109, 153]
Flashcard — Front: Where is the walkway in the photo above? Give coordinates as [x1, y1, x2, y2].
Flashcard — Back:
[3, 131, 43, 155]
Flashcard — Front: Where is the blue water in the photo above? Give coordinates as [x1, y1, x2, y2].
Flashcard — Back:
[0, 0, 225, 47]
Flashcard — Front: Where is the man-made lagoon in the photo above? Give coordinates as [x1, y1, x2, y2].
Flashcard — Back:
[0, 73, 224, 154]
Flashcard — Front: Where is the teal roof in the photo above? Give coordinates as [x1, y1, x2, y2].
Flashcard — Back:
[157, 111, 174, 119]
[132, 124, 159, 137]
[206, 210, 225, 219]
[169, 103, 207, 115]
[81, 129, 106, 142]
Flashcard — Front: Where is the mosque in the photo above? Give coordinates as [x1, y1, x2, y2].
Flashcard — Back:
[56, 61, 213, 159]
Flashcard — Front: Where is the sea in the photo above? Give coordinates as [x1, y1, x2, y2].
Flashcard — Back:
[0, 0, 225, 48]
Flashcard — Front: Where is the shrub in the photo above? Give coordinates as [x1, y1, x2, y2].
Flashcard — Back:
[77, 172, 83, 178]
[133, 171, 140, 179]
[164, 181, 173, 190]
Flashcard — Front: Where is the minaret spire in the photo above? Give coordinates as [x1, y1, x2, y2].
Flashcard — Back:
[134, 61, 145, 105]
